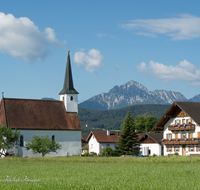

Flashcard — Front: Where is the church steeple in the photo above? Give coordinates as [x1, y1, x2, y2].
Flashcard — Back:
[59, 50, 78, 95]
[59, 50, 78, 113]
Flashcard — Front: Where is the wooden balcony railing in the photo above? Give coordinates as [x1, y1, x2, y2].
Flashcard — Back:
[162, 138, 200, 145]
[168, 124, 195, 131]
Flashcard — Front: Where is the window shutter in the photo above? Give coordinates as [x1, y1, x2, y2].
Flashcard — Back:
[186, 119, 188, 124]
[188, 147, 190, 152]
[196, 146, 198, 152]
[175, 120, 176, 124]
[170, 134, 172, 139]
[198, 132, 200, 138]
[178, 147, 180, 152]
[191, 133, 193, 138]
[166, 134, 168, 139]
[175, 133, 178, 139]
[174, 147, 175, 152]
[181, 133, 182, 139]
[191, 119, 192, 124]
[167, 147, 168, 152]
[193, 146, 194, 152]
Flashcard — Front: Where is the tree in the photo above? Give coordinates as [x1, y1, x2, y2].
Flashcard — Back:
[144, 116, 157, 132]
[115, 110, 140, 155]
[135, 115, 145, 132]
[100, 147, 117, 157]
[0, 125, 21, 152]
[26, 134, 61, 157]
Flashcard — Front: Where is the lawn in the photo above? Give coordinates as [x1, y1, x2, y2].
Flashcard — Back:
[0, 156, 200, 190]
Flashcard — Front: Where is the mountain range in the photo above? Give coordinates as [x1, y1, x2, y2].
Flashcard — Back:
[79, 80, 199, 110]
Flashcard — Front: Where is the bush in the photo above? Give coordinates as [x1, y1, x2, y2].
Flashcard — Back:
[174, 152, 179, 156]
[101, 147, 118, 157]
[90, 152, 97, 157]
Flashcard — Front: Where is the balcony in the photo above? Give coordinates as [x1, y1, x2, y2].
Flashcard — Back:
[168, 124, 195, 131]
[162, 138, 200, 145]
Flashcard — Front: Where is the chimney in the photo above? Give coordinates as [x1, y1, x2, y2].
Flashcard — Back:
[107, 130, 110, 136]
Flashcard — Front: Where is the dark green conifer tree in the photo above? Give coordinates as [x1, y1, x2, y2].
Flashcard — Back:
[115, 110, 140, 155]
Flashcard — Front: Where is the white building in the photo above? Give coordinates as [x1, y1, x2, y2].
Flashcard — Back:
[153, 102, 200, 156]
[139, 132, 163, 156]
[86, 130, 119, 155]
[0, 50, 82, 157]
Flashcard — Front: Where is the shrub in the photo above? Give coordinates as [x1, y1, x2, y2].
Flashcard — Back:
[101, 147, 118, 157]
[174, 152, 179, 156]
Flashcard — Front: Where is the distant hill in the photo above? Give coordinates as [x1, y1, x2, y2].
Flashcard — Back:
[189, 94, 200, 102]
[79, 80, 187, 110]
[78, 104, 170, 136]
[41, 98, 56, 100]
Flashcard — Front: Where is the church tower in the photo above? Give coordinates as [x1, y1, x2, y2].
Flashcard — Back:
[59, 50, 79, 113]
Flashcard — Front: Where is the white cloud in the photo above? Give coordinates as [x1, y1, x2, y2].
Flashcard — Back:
[137, 60, 200, 85]
[96, 33, 107, 37]
[113, 64, 121, 73]
[73, 49, 104, 73]
[120, 14, 200, 40]
[0, 12, 65, 63]
[96, 33, 115, 38]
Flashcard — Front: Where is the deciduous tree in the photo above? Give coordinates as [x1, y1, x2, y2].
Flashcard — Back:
[26, 134, 61, 157]
[0, 125, 20, 152]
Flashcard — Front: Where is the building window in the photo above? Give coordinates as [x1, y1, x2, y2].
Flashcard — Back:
[168, 147, 171, 152]
[176, 120, 180, 125]
[63, 96, 64, 101]
[190, 146, 194, 152]
[91, 144, 93, 149]
[52, 135, 55, 141]
[167, 133, 171, 139]
[106, 144, 110, 147]
[188, 118, 191, 124]
[70, 96, 73, 101]
[175, 146, 179, 152]
[20, 135, 23, 147]
[182, 133, 186, 139]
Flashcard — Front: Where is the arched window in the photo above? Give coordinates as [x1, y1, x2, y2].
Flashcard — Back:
[70, 96, 73, 101]
[52, 135, 55, 141]
[20, 135, 23, 147]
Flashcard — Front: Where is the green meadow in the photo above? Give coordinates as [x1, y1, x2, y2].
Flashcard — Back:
[0, 156, 200, 190]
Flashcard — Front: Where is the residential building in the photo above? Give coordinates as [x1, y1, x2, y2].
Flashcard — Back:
[153, 102, 200, 156]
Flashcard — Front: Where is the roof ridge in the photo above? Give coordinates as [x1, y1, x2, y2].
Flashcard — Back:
[3, 98, 60, 102]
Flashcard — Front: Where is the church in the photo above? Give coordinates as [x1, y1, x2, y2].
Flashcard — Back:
[0, 50, 82, 157]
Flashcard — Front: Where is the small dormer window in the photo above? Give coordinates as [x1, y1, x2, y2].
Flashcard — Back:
[70, 96, 73, 101]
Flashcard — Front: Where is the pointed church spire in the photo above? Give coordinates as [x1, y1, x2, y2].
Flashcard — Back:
[59, 50, 79, 95]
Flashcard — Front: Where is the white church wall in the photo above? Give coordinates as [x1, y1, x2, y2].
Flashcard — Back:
[11, 130, 81, 157]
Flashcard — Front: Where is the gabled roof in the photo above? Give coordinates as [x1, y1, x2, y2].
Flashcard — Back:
[86, 131, 120, 143]
[59, 51, 79, 95]
[0, 98, 82, 130]
[139, 132, 163, 143]
[152, 101, 200, 131]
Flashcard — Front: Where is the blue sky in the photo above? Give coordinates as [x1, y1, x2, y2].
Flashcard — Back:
[1, 0, 200, 103]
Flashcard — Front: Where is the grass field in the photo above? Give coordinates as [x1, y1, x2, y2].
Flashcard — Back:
[0, 156, 200, 190]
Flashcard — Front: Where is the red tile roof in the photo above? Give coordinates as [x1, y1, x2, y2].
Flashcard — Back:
[86, 131, 120, 143]
[0, 98, 82, 130]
